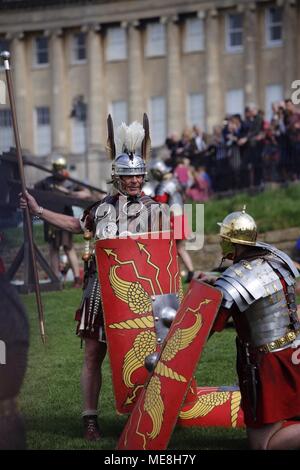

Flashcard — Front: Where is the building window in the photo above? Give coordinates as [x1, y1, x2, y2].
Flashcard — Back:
[226, 13, 243, 52]
[0, 109, 13, 152]
[145, 22, 166, 57]
[0, 39, 10, 70]
[71, 32, 86, 63]
[225, 89, 244, 116]
[70, 97, 87, 154]
[110, 100, 128, 128]
[106, 27, 127, 61]
[34, 107, 51, 156]
[34, 36, 49, 66]
[149, 96, 166, 147]
[265, 85, 283, 121]
[187, 93, 205, 129]
[184, 18, 204, 53]
[266, 7, 283, 46]
[71, 120, 86, 154]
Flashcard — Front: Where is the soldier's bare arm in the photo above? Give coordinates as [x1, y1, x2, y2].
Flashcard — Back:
[20, 191, 82, 234]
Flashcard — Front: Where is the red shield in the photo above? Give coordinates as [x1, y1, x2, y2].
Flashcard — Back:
[95, 233, 181, 414]
[178, 385, 244, 428]
[117, 280, 222, 450]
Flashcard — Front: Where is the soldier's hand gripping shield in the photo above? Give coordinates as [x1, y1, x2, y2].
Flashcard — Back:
[117, 280, 222, 450]
[95, 232, 182, 413]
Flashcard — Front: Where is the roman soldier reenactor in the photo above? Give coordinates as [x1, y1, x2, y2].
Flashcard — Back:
[207, 207, 300, 449]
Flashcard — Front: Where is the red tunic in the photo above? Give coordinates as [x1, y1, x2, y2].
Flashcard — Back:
[212, 282, 300, 428]
[153, 194, 191, 241]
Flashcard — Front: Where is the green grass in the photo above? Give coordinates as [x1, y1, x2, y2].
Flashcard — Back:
[4, 183, 300, 251]
[193, 182, 300, 234]
[1, 223, 83, 250]
[21, 286, 246, 450]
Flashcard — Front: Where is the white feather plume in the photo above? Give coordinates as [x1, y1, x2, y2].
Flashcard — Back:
[115, 122, 128, 155]
[115, 121, 145, 155]
[125, 122, 145, 153]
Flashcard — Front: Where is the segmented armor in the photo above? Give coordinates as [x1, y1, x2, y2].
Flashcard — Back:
[155, 179, 183, 208]
[215, 244, 299, 349]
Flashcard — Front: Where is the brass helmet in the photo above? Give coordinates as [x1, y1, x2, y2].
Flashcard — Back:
[218, 207, 257, 246]
[52, 157, 67, 171]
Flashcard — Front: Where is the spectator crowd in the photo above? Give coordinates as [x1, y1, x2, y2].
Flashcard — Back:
[163, 99, 300, 202]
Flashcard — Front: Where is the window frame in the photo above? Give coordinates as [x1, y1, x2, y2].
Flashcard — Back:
[34, 106, 51, 156]
[149, 96, 166, 147]
[33, 36, 49, 68]
[109, 100, 128, 129]
[265, 6, 283, 47]
[225, 89, 244, 117]
[145, 22, 166, 58]
[187, 93, 205, 129]
[226, 12, 244, 53]
[71, 32, 87, 64]
[184, 18, 204, 53]
[106, 27, 127, 62]
[0, 108, 13, 152]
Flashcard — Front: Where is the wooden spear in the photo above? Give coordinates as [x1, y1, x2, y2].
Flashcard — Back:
[0, 50, 46, 343]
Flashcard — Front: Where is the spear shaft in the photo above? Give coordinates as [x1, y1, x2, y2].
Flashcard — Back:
[0, 51, 46, 343]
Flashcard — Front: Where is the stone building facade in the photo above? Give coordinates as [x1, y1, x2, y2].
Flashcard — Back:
[0, 0, 299, 187]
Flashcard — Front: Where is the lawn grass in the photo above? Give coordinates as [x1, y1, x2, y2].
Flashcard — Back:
[194, 182, 300, 234]
[3, 183, 300, 251]
[21, 286, 246, 450]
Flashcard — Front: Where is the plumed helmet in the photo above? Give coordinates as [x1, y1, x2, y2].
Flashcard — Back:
[52, 157, 67, 171]
[106, 114, 151, 194]
[218, 206, 257, 246]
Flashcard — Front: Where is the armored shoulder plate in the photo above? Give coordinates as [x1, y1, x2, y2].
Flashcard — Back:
[142, 181, 158, 198]
[156, 179, 177, 196]
[256, 241, 299, 278]
[215, 257, 289, 312]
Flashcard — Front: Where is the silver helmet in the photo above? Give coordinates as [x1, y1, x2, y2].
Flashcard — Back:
[149, 159, 171, 181]
[106, 114, 151, 195]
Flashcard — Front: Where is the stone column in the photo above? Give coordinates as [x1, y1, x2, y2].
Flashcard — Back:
[50, 29, 67, 155]
[166, 16, 183, 135]
[205, 9, 222, 133]
[283, 0, 297, 98]
[10, 33, 31, 152]
[244, 3, 258, 106]
[87, 25, 110, 188]
[87, 25, 105, 152]
[128, 21, 144, 122]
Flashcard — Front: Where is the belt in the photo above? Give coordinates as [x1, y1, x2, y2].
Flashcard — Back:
[0, 397, 19, 417]
[257, 329, 300, 353]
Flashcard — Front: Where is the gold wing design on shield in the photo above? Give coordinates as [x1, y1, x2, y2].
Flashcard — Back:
[109, 265, 152, 315]
[160, 312, 202, 362]
[123, 330, 156, 388]
[147, 312, 202, 383]
[144, 375, 164, 440]
[141, 313, 203, 441]
[179, 391, 230, 419]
